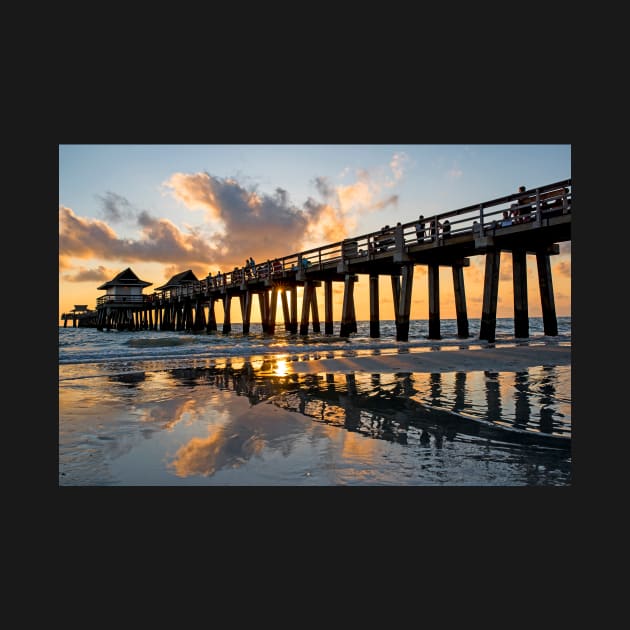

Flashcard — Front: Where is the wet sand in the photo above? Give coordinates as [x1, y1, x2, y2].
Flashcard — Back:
[287, 343, 571, 375]
[59, 342, 572, 485]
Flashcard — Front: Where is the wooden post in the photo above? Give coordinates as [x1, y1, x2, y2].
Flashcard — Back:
[240, 292, 252, 335]
[397, 264, 414, 342]
[194, 300, 206, 331]
[300, 282, 312, 335]
[369, 274, 380, 338]
[512, 249, 529, 338]
[536, 251, 558, 336]
[324, 280, 334, 335]
[206, 298, 217, 332]
[479, 249, 501, 342]
[259, 291, 269, 333]
[280, 290, 291, 331]
[290, 287, 298, 334]
[222, 294, 232, 334]
[339, 275, 355, 337]
[268, 287, 278, 334]
[452, 264, 469, 338]
[391, 274, 401, 337]
[428, 262, 441, 340]
[310, 286, 320, 333]
[350, 289, 357, 333]
[183, 301, 193, 331]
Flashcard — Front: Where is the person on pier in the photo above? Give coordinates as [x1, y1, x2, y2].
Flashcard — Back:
[415, 215, 426, 242]
[442, 219, 451, 238]
[430, 218, 442, 241]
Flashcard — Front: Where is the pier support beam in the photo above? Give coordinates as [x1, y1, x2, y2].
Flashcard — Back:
[369, 274, 380, 338]
[175, 304, 184, 331]
[311, 286, 320, 333]
[536, 251, 558, 336]
[280, 290, 291, 332]
[394, 265, 414, 341]
[428, 263, 441, 340]
[324, 280, 334, 335]
[300, 282, 314, 335]
[194, 300, 206, 331]
[290, 288, 298, 334]
[340, 275, 356, 337]
[240, 292, 252, 335]
[206, 299, 217, 333]
[222, 294, 232, 334]
[268, 287, 278, 335]
[479, 249, 501, 342]
[512, 249, 529, 338]
[259, 291, 270, 333]
[452, 264, 469, 338]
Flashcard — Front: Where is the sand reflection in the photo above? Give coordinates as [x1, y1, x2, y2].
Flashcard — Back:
[167, 402, 322, 478]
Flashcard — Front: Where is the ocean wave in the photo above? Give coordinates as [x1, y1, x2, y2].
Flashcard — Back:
[125, 336, 202, 348]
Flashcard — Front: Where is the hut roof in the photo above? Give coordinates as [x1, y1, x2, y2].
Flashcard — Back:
[155, 270, 199, 291]
[97, 267, 153, 290]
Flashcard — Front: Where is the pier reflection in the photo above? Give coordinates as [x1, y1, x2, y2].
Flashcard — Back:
[165, 359, 571, 450]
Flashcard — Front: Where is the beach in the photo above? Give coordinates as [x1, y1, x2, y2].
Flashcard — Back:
[287, 343, 570, 375]
[59, 323, 572, 486]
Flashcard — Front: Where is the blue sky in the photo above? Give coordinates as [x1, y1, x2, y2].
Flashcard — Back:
[59, 144, 571, 318]
[60, 144, 570, 232]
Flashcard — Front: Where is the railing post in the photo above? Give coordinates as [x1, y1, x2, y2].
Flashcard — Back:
[535, 188, 542, 226]
[479, 204, 485, 234]
[395, 223, 404, 250]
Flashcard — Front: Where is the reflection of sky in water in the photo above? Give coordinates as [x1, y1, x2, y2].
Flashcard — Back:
[59, 361, 571, 486]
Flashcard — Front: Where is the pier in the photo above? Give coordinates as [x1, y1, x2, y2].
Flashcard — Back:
[87, 180, 571, 343]
[61, 305, 98, 328]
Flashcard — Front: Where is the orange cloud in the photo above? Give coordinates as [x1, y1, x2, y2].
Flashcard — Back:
[60, 205, 216, 266]
[63, 265, 115, 283]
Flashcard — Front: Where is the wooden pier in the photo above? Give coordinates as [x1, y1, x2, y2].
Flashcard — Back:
[86, 180, 571, 343]
[61, 305, 98, 328]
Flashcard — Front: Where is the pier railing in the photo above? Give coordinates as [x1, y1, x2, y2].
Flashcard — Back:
[96, 294, 146, 306]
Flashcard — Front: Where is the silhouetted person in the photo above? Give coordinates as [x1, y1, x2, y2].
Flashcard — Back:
[430, 218, 441, 241]
[415, 214, 426, 242]
[442, 219, 451, 238]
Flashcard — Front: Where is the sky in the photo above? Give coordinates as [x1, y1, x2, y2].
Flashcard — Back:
[59, 144, 571, 323]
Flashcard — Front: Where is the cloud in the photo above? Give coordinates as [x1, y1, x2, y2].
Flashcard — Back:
[163, 173, 310, 261]
[97, 192, 135, 223]
[59, 255, 73, 271]
[389, 152, 409, 183]
[163, 166, 403, 261]
[59, 205, 216, 266]
[63, 265, 114, 283]
[60, 152, 411, 277]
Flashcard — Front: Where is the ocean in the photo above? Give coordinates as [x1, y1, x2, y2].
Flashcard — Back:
[59, 317, 572, 486]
